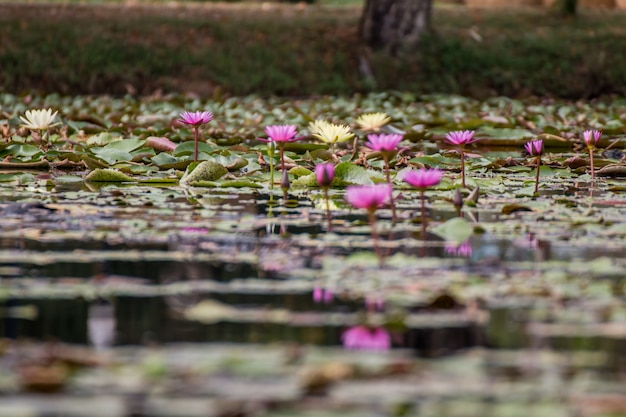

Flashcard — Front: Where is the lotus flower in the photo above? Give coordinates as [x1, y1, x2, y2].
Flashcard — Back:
[20, 108, 60, 130]
[178, 111, 213, 126]
[262, 124, 298, 143]
[20, 108, 60, 146]
[355, 112, 391, 132]
[365, 133, 403, 222]
[178, 110, 213, 162]
[260, 124, 300, 172]
[309, 120, 354, 152]
[525, 139, 543, 195]
[345, 184, 391, 213]
[402, 168, 443, 190]
[403, 168, 444, 237]
[445, 130, 478, 188]
[583, 130, 601, 181]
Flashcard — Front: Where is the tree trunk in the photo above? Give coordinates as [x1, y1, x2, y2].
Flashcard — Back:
[360, 0, 433, 52]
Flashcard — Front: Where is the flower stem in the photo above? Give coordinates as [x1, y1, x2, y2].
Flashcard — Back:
[368, 210, 384, 268]
[384, 157, 397, 223]
[534, 155, 541, 195]
[460, 149, 466, 188]
[193, 126, 199, 163]
[589, 148, 595, 182]
[279, 143, 286, 171]
[420, 189, 427, 239]
[323, 187, 332, 232]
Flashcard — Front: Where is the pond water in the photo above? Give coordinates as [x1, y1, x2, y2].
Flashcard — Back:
[2, 92, 626, 415]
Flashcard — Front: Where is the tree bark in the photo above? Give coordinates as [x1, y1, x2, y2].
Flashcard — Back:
[360, 0, 433, 52]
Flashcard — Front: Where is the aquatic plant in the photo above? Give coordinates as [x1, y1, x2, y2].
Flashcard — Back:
[309, 120, 354, 155]
[178, 110, 213, 163]
[315, 163, 335, 232]
[525, 139, 543, 195]
[402, 168, 444, 237]
[20, 108, 60, 147]
[260, 124, 300, 172]
[355, 112, 391, 132]
[365, 133, 403, 222]
[445, 130, 478, 188]
[583, 130, 601, 181]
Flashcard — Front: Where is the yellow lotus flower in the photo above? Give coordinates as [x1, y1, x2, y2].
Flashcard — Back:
[19, 108, 60, 131]
[309, 120, 354, 145]
[355, 112, 391, 132]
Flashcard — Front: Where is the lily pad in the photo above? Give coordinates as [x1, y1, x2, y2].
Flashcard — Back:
[84, 168, 135, 182]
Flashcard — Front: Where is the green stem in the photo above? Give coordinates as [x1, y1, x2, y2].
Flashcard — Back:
[589, 148, 595, 182]
[193, 126, 199, 163]
[460, 149, 466, 188]
[279, 143, 285, 171]
[534, 155, 541, 195]
[420, 189, 427, 239]
[384, 157, 397, 223]
[269, 156, 275, 191]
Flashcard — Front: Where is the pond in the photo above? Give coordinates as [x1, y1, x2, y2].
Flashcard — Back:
[0, 92, 626, 416]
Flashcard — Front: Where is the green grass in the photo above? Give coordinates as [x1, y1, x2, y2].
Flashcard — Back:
[1, 2, 625, 98]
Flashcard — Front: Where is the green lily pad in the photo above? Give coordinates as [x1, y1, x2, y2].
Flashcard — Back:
[85, 168, 135, 182]
[180, 160, 228, 186]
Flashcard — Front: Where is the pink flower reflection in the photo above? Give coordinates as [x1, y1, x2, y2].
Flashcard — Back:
[445, 240, 472, 257]
[342, 326, 391, 350]
[313, 287, 333, 304]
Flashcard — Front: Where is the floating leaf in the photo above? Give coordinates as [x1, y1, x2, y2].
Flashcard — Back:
[85, 168, 135, 182]
[180, 161, 228, 185]
[334, 161, 373, 185]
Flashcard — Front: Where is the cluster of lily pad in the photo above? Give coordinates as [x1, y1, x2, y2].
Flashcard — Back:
[13, 106, 606, 237]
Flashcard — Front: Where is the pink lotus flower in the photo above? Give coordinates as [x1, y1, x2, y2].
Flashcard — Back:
[525, 139, 543, 194]
[583, 130, 601, 181]
[583, 130, 602, 149]
[178, 111, 213, 126]
[365, 134, 403, 223]
[445, 130, 477, 147]
[524, 139, 543, 157]
[315, 163, 335, 188]
[342, 326, 391, 350]
[365, 133, 403, 152]
[345, 184, 391, 212]
[178, 111, 213, 163]
[403, 169, 443, 236]
[445, 130, 477, 188]
[260, 125, 300, 172]
[262, 125, 299, 143]
[402, 168, 443, 190]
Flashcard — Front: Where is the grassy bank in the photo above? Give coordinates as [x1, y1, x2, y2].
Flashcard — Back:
[1, 2, 625, 98]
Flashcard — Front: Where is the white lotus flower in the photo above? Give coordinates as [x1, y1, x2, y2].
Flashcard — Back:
[309, 119, 354, 145]
[355, 112, 391, 132]
[19, 108, 60, 131]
